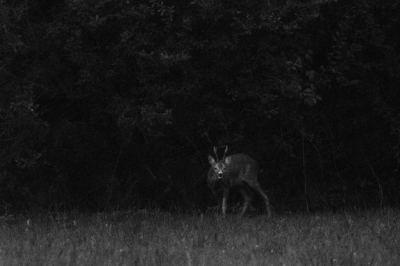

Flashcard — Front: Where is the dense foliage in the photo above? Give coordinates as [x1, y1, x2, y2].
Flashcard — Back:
[1, 0, 399, 212]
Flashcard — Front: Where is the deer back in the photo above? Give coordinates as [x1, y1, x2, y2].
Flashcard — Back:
[222, 154, 259, 183]
[208, 153, 259, 185]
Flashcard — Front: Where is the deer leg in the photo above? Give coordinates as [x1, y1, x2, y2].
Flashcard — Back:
[210, 188, 222, 211]
[221, 187, 229, 216]
[239, 188, 253, 215]
[247, 181, 272, 217]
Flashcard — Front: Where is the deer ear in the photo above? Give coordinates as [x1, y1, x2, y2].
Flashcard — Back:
[224, 157, 231, 164]
[208, 155, 216, 165]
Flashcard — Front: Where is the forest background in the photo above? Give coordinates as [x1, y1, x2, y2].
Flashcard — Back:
[1, 0, 399, 213]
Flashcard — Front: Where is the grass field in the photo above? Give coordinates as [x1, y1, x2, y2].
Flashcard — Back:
[0, 209, 400, 266]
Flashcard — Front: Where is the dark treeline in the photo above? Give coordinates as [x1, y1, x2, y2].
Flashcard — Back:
[1, 0, 399, 213]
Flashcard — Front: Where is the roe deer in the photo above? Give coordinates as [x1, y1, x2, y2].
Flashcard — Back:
[207, 146, 272, 217]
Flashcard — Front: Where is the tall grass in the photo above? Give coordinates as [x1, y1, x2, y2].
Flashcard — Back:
[0, 209, 399, 265]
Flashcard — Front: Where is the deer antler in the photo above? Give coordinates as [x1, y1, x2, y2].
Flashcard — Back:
[213, 146, 219, 161]
[222, 145, 228, 160]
